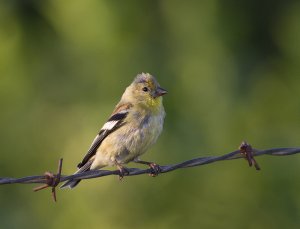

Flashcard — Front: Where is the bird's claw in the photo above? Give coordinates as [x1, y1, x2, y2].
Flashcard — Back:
[149, 163, 161, 177]
[118, 166, 130, 180]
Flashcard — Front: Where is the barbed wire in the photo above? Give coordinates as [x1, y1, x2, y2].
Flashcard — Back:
[0, 142, 300, 202]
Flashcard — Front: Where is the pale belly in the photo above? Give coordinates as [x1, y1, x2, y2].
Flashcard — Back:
[91, 112, 164, 169]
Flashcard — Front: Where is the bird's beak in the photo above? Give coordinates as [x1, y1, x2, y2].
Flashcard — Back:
[154, 86, 168, 98]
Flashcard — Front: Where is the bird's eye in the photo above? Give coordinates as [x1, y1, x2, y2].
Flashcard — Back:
[142, 87, 149, 92]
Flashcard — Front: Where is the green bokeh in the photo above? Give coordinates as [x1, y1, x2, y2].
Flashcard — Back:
[0, 0, 299, 228]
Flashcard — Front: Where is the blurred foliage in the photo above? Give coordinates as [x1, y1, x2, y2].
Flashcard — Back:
[0, 0, 300, 228]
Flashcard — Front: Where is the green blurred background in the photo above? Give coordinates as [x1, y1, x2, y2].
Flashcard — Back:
[1, 0, 300, 228]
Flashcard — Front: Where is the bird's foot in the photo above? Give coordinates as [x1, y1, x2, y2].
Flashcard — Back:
[148, 163, 161, 177]
[117, 165, 130, 180]
[133, 159, 162, 177]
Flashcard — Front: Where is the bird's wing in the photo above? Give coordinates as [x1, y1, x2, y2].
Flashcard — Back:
[77, 103, 133, 168]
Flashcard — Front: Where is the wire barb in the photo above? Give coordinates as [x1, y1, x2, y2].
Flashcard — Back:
[239, 141, 260, 170]
[33, 158, 63, 202]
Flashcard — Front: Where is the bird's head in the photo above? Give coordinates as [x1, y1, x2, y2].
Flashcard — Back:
[123, 73, 167, 111]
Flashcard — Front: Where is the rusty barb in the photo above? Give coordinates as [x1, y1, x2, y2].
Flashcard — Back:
[239, 141, 260, 170]
[33, 158, 63, 202]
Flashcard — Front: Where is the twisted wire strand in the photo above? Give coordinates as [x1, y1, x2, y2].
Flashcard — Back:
[1, 146, 299, 186]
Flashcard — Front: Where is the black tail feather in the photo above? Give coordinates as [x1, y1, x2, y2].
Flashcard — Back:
[60, 160, 93, 189]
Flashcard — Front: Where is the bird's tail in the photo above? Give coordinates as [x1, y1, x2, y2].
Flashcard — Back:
[60, 160, 93, 189]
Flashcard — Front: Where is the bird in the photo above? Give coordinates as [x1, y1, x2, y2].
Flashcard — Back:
[61, 73, 167, 188]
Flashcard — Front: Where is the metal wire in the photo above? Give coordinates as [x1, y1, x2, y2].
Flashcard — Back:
[1, 144, 299, 186]
[1, 142, 300, 202]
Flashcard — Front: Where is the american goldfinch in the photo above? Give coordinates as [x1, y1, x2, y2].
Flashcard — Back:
[61, 73, 167, 188]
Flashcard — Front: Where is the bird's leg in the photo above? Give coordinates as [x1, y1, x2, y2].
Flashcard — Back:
[133, 158, 161, 177]
[115, 161, 129, 180]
